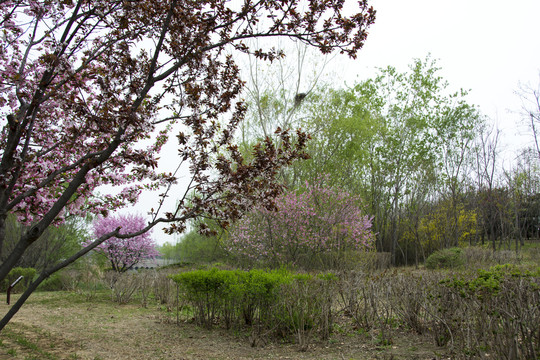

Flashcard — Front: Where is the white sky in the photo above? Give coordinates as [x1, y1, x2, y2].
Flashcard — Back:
[130, 0, 540, 245]
[342, 0, 540, 154]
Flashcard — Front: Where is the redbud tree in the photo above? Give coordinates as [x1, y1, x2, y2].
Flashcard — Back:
[87, 214, 159, 272]
[0, 0, 375, 331]
[228, 180, 375, 269]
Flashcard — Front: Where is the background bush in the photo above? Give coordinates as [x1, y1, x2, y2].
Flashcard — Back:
[1, 267, 36, 293]
[227, 180, 374, 270]
[37, 272, 65, 291]
[425, 247, 464, 269]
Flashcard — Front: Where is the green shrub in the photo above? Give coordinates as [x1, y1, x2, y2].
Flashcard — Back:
[435, 264, 540, 357]
[171, 268, 290, 328]
[441, 264, 540, 298]
[170, 268, 336, 349]
[425, 247, 464, 269]
[171, 268, 238, 328]
[37, 273, 64, 291]
[237, 269, 286, 326]
[1, 267, 36, 293]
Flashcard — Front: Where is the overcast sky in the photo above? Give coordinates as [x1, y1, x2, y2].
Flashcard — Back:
[133, 0, 540, 245]
[342, 0, 540, 155]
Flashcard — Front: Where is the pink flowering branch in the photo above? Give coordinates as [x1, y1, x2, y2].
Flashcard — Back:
[0, 0, 375, 332]
[229, 178, 375, 268]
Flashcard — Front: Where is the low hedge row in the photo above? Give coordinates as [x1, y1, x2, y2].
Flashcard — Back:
[170, 268, 336, 349]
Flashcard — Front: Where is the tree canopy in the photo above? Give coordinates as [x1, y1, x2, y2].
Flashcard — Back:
[87, 214, 158, 272]
[0, 0, 376, 331]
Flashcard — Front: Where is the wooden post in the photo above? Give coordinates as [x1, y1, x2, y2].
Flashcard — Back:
[7, 276, 24, 305]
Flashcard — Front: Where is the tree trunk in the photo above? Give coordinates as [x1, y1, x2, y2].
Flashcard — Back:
[0, 234, 33, 283]
[0, 271, 47, 331]
[0, 212, 6, 261]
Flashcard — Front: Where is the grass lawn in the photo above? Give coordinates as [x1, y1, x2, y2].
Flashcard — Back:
[0, 290, 446, 360]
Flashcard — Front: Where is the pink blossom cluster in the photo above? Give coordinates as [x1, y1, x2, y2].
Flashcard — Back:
[0, 2, 171, 225]
[85, 214, 159, 272]
[228, 179, 375, 267]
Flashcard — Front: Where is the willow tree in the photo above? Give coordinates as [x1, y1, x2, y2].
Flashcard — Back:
[295, 57, 482, 264]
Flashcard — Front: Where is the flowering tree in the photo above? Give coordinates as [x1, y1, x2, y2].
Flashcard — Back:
[88, 214, 159, 272]
[0, 0, 375, 330]
[228, 180, 375, 269]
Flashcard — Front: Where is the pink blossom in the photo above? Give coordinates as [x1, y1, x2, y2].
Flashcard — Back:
[85, 214, 159, 272]
[228, 178, 375, 268]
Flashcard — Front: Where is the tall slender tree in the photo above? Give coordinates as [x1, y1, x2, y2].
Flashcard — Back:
[517, 79, 540, 160]
[292, 57, 483, 264]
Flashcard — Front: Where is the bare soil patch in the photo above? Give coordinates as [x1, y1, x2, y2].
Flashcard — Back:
[1, 291, 446, 359]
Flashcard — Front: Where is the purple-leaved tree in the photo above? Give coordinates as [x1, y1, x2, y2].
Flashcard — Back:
[0, 0, 375, 331]
[87, 214, 159, 272]
[228, 179, 375, 269]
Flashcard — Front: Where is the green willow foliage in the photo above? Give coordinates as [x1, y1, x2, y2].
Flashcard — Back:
[293, 57, 484, 265]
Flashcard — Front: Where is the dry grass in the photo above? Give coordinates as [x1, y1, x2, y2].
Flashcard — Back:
[0, 291, 446, 360]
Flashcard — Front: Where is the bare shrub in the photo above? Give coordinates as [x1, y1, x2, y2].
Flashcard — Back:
[78, 265, 105, 301]
[372, 271, 410, 346]
[111, 272, 140, 304]
[309, 251, 391, 272]
[526, 247, 540, 260]
[353, 252, 391, 271]
[153, 269, 177, 308]
[389, 272, 432, 335]
[336, 270, 396, 345]
[336, 270, 362, 319]
[461, 247, 519, 268]
[337, 270, 375, 331]
[61, 268, 85, 291]
[424, 280, 463, 350]
[492, 250, 519, 264]
[336, 266, 540, 358]
[137, 270, 156, 307]
[336, 265, 539, 358]
[477, 273, 540, 359]
[429, 265, 540, 358]
[461, 246, 491, 265]
[277, 274, 336, 351]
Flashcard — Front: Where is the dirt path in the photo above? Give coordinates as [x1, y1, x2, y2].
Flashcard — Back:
[0, 292, 445, 360]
